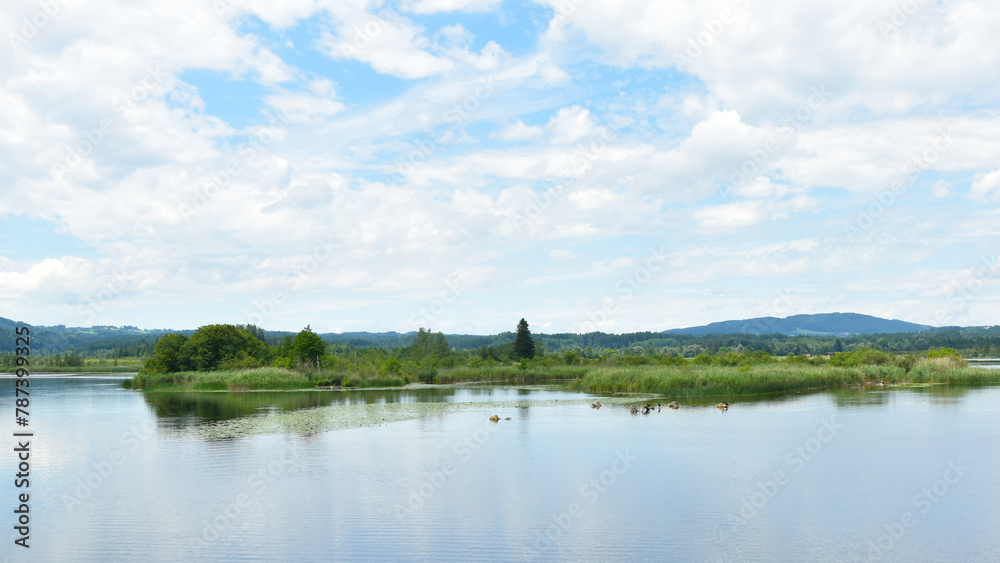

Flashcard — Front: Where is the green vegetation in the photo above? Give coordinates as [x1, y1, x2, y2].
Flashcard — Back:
[6, 314, 998, 395]
[0, 352, 142, 373]
[6, 314, 1000, 372]
[132, 367, 313, 391]
[568, 349, 990, 398]
[125, 322, 1000, 398]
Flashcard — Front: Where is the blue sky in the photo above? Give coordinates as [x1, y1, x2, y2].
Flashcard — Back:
[1, 0, 999, 333]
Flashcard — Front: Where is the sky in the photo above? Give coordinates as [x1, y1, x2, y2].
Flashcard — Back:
[1, 0, 999, 334]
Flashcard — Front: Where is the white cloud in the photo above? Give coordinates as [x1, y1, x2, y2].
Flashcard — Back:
[568, 188, 622, 211]
[546, 105, 599, 144]
[264, 78, 346, 123]
[931, 179, 952, 198]
[695, 195, 819, 229]
[404, 0, 502, 14]
[539, 0, 1000, 121]
[494, 120, 544, 141]
[971, 169, 1000, 200]
[2, 0, 1000, 331]
[695, 201, 766, 229]
[318, 9, 455, 79]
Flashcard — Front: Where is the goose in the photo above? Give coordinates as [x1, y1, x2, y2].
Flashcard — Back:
[667, 401, 681, 409]
[715, 401, 729, 410]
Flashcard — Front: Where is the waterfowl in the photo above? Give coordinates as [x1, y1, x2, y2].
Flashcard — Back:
[591, 401, 602, 409]
[641, 405, 652, 414]
[667, 401, 680, 409]
[715, 401, 729, 410]
[489, 415, 500, 422]
[504, 417, 511, 421]
[629, 405, 640, 415]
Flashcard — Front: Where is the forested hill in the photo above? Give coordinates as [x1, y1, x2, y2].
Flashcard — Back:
[3, 314, 999, 358]
[666, 313, 933, 336]
[0, 318, 173, 356]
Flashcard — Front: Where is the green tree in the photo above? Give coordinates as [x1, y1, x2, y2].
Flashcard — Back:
[142, 333, 189, 373]
[291, 326, 326, 366]
[411, 328, 449, 361]
[431, 332, 450, 357]
[179, 324, 268, 371]
[411, 328, 432, 361]
[514, 318, 535, 359]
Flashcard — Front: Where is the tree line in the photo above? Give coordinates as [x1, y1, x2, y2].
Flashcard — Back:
[5, 318, 1000, 368]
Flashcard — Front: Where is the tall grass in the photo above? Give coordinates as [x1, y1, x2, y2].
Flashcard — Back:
[567, 359, 1000, 397]
[132, 367, 314, 391]
[129, 357, 1000, 394]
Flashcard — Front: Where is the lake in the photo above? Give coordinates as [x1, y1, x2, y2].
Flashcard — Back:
[2, 376, 999, 562]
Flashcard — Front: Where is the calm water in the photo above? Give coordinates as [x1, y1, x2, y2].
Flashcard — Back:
[2, 376, 1000, 562]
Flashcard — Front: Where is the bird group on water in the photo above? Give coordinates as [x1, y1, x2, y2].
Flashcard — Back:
[623, 400, 728, 414]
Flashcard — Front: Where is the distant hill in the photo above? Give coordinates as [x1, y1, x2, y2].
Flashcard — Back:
[665, 313, 933, 336]
[4, 313, 996, 357]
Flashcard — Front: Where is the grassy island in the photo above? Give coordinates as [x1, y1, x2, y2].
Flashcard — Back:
[128, 324, 1000, 397]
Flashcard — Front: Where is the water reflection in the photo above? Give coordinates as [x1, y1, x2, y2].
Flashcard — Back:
[141, 385, 581, 428]
[5, 376, 1000, 562]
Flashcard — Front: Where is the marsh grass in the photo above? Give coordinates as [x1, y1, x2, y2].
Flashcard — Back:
[132, 367, 314, 391]
[567, 359, 1000, 398]
[129, 357, 1000, 395]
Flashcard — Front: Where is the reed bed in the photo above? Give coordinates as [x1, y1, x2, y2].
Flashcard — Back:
[132, 367, 314, 391]
[567, 359, 1000, 397]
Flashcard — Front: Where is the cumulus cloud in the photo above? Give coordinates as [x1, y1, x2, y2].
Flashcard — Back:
[404, 0, 502, 14]
[970, 169, 1000, 200]
[494, 120, 544, 141]
[2, 0, 999, 330]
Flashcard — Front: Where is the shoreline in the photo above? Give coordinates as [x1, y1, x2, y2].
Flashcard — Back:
[126, 359, 1000, 396]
